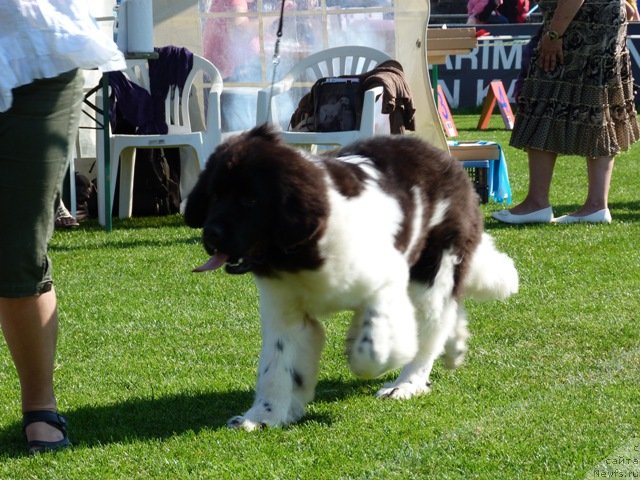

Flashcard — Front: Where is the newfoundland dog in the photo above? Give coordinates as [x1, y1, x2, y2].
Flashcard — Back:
[185, 125, 518, 431]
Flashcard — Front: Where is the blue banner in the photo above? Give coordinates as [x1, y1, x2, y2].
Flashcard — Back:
[436, 23, 640, 109]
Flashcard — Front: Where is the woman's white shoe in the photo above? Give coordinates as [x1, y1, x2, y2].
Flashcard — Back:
[491, 206, 554, 224]
[553, 208, 612, 224]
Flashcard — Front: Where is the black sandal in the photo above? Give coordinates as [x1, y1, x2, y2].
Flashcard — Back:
[22, 410, 71, 454]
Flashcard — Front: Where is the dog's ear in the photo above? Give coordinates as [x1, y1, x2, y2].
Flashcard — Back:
[250, 123, 281, 144]
[184, 154, 216, 228]
[273, 175, 328, 251]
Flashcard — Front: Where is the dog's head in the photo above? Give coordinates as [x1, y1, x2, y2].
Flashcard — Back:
[184, 124, 328, 275]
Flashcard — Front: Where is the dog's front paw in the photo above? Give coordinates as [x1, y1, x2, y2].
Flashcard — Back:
[375, 381, 432, 400]
[227, 415, 266, 432]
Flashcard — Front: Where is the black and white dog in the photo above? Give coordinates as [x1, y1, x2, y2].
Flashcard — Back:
[185, 125, 518, 431]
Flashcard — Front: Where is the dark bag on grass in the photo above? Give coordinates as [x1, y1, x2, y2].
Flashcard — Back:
[83, 149, 181, 219]
[74, 172, 96, 221]
[126, 148, 181, 216]
[106, 148, 180, 217]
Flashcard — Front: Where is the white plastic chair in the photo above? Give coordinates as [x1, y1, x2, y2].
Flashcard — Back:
[256, 46, 392, 150]
[96, 54, 223, 225]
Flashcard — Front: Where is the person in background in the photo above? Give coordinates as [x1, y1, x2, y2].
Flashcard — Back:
[202, 0, 260, 81]
[202, 0, 304, 131]
[0, 0, 124, 453]
[202, 0, 301, 81]
[498, 0, 531, 23]
[467, 0, 509, 24]
[493, 0, 639, 224]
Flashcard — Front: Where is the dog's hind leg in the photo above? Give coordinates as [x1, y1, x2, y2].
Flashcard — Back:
[376, 251, 462, 400]
[228, 305, 325, 431]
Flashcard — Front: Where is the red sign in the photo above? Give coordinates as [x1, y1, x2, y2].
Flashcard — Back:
[478, 80, 515, 130]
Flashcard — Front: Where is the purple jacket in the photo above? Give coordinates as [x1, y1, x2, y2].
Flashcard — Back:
[109, 46, 193, 135]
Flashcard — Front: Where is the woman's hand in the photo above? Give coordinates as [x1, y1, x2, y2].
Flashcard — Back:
[537, 34, 564, 72]
[537, 0, 584, 72]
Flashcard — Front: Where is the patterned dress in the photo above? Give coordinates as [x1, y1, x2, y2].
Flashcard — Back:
[510, 0, 640, 157]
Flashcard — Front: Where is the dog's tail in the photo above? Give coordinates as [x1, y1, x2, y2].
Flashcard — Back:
[462, 233, 519, 301]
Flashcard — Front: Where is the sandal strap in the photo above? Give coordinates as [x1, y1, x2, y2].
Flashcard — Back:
[22, 410, 68, 436]
[26, 436, 71, 453]
[56, 203, 72, 218]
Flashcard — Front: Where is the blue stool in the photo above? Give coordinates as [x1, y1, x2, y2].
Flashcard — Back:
[448, 140, 512, 204]
[461, 160, 490, 204]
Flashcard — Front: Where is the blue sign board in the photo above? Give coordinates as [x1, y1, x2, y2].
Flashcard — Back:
[436, 23, 640, 109]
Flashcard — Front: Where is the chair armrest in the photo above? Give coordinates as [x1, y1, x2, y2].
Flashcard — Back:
[256, 88, 272, 125]
[365, 85, 384, 103]
[360, 85, 385, 134]
[256, 75, 297, 125]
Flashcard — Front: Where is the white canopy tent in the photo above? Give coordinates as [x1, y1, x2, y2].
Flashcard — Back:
[93, 0, 447, 148]
[90, 0, 449, 228]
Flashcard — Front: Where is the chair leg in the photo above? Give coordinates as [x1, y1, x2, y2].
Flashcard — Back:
[117, 148, 136, 219]
[178, 146, 202, 205]
[96, 129, 108, 226]
[67, 137, 78, 218]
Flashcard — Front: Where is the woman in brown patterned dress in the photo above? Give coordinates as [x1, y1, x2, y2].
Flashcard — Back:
[493, 0, 639, 224]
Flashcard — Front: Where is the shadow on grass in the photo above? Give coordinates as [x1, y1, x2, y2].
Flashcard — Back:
[72, 214, 188, 232]
[540, 200, 640, 221]
[456, 127, 508, 134]
[49, 234, 202, 253]
[0, 378, 379, 458]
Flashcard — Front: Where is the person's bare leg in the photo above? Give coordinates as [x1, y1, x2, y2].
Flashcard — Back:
[0, 288, 63, 443]
[508, 148, 557, 214]
[568, 155, 614, 216]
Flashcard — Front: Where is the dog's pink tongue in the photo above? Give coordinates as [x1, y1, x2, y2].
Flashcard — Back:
[192, 253, 228, 273]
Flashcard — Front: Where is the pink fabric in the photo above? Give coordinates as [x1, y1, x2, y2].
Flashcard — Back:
[467, 0, 503, 17]
[202, 0, 259, 79]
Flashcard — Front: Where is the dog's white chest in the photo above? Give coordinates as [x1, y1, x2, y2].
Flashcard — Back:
[257, 182, 410, 316]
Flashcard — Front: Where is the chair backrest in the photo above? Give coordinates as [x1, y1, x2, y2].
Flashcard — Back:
[119, 54, 223, 135]
[171, 55, 222, 134]
[280, 45, 392, 90]
[258, 46, 392, 128]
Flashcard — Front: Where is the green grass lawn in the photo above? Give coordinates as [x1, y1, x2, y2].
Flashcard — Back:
[1, 114, 638, 479]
